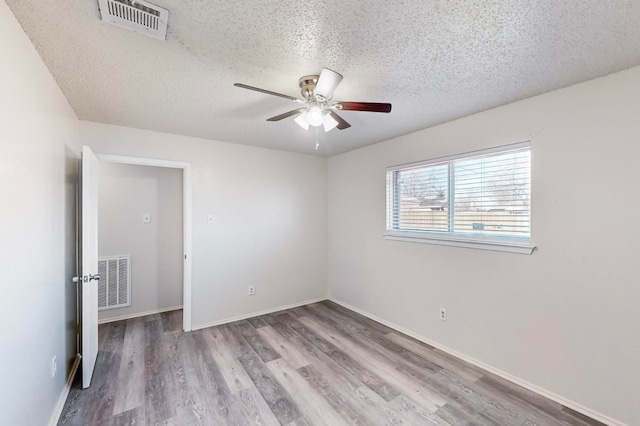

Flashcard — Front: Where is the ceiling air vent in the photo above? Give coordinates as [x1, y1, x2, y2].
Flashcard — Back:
[98, 0, 168, 41]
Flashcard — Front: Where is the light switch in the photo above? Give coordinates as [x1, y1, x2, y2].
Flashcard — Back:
[142, 213, 151, 223]
[207, 214, 215, 224]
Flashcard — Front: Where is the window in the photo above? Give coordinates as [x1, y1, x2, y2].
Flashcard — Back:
[385, 142, 533, 254]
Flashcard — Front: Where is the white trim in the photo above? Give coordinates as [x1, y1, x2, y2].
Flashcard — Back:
[49, 356, 81, 426]
[387, 140, 531, 171]
[182, 164, 192, 331]
[384, 232, 535, 254]
[98, 305, 183, 324]
[329, 298, 626, 426]
[96, 153, 190, 169]
[191, 297, 329, 331]
[95, 153, 193, 332]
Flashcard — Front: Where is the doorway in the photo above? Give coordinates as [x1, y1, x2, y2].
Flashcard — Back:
[95, 153, 192, 331]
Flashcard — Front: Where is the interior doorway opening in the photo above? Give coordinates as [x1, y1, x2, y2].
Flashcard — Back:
[95, 153, 192, 332]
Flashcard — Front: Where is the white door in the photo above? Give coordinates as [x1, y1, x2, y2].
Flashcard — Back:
[78, 145, 99, 388]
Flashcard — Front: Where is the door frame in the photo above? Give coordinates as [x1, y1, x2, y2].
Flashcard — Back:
[95, 153, 193, 332]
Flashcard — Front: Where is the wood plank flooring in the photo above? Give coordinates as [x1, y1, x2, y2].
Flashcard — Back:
[58, 301, 604, 425]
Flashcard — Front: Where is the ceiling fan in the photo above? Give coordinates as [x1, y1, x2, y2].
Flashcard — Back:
[234, 68, 392, 132]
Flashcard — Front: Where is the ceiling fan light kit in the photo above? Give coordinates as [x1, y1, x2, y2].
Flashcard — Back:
[294, 106, 339, 132]
[306, 102, 324, 126]
[322, 113, 339, 132]
[294, 112, 310, 130]
[234, 68, 392, 138]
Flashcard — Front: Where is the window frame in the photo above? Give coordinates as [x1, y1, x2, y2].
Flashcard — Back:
[384, 141, 535, 254]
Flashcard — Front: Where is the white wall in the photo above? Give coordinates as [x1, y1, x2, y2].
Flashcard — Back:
[98, 162, 183, 321]
[328, 66, 640, 425]
[0, 2, 80, 425]
[4, 0, 635, 422]
[80, 121, 328, 328]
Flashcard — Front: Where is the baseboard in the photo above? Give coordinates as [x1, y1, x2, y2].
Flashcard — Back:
[329, 298, 625, 426]
[49, 355, 81, 426]
[98, 305, 183, 324]
[192, 296, 329, 331]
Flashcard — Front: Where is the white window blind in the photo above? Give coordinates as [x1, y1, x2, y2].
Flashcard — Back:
[386, 142, 532, 253]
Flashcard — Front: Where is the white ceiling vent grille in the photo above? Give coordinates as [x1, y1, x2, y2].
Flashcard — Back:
[98, 0, 168, 41]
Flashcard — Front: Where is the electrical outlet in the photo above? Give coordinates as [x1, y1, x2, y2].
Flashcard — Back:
[248, 285, 255, 295]
[51, 356, 57, 378]
[439, 308, 447, 321]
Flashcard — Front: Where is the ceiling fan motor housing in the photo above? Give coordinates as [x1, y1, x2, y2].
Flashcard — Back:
[299, 75, 320, 100]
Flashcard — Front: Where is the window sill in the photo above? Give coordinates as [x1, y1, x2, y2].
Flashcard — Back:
[383, 232, 535, 254]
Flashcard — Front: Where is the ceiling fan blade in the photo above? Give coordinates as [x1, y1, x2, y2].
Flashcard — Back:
[334, 102, 392, 113]
[329, 111, 351, 130]
[315, 68, 343, 99]
[234, 83, 300, 102]
[266, 108, 305, 121]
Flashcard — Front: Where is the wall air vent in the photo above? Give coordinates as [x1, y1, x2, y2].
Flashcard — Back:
[98, 255, 131, 311]
[98, 0, 168, 41]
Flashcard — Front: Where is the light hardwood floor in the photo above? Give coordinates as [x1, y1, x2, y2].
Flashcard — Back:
[58, 301, 604, 425]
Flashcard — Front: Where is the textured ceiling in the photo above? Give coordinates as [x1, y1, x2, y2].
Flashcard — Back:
[6, 1, 640, 156]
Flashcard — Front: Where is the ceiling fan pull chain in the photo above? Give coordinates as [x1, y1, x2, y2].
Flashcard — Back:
[315, 127, 319, 150]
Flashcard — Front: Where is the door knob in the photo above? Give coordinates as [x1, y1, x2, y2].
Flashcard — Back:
[72, 274, 100, 283]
